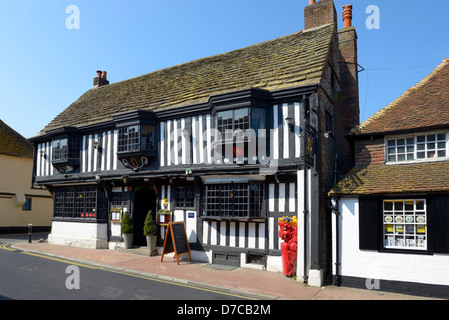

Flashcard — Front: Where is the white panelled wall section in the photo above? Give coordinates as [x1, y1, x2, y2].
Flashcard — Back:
[159, 103, 302, 167]
[35, 142, 53, 177]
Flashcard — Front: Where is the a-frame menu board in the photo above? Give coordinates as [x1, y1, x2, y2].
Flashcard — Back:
[161, 222, 192, 265]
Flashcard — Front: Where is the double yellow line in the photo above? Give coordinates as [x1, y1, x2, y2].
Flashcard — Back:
[0, 243, 259, 300]
[0, 243, 17, 252]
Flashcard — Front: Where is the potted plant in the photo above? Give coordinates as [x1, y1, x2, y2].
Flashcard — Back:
[121, 211, 134, 249]
[143, 210, 158, 255]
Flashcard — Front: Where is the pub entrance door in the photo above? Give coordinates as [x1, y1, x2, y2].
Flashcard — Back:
[133, 187, 157, 246]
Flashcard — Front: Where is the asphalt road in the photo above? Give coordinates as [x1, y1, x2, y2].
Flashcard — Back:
[0, 236, 258, 301]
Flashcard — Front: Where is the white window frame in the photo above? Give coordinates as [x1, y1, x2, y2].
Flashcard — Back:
[385, 131, 449, 164]
[383, 199, 427, 250]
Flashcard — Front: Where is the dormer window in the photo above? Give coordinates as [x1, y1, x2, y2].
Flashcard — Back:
[386, 132, 448, 163]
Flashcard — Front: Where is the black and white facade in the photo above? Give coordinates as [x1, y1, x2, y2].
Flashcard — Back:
[31, 88, 321, 277]
[30, 0, 359, 286]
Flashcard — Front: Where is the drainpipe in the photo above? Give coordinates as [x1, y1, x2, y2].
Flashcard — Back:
[303, 167, 309, 282]
[332, 196, 341, 286]
[300, 95, 309, 282]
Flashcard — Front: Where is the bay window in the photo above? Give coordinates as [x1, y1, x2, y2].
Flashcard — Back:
[51, 137, 81, 164]
[118, 125, 156, 154]
[215, 107, 267, 163]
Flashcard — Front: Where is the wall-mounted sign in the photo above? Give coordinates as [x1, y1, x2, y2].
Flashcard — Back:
[110, 208, 122, 223]
[157, 209, 172, 226]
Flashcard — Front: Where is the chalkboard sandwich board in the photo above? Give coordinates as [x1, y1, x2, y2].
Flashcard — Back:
[161, 222, 192, 265]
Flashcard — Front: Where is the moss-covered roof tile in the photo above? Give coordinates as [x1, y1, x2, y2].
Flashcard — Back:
[38, 24, 335, 135]
[0, 120, 33, 158]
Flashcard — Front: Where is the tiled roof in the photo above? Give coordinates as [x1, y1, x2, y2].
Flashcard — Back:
[329, 161, 449, 196]
[353, 59, 449, 135]
[0, 119, 33, 159]
[38, 24, 335, 135]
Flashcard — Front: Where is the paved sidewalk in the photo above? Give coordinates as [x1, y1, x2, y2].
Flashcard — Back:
[8, 241, 437, 300]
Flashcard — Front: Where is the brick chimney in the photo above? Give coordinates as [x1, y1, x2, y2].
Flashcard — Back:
[93, 70, 110, 87]
[335, 4, 360, 178]
[304, 0, 337, 30]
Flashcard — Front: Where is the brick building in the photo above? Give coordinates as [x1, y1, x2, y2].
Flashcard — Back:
[330, 58, 449, 299]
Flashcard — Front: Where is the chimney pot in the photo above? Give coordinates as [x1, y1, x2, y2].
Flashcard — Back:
[309, 0, 316, 5]
[342, 4, 353, 28]
[94, 70, 110, 87]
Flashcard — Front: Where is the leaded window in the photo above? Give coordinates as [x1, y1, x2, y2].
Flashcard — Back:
[174, 185, 195, 208]
[203, 184, 265, 218]
[53, 186, 108, 220]
[51, 137, 81, 162]
[118, 125, 156, 153]
[215, 108, 267, 164]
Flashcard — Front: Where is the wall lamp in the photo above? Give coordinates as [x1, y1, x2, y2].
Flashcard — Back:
[285, 117, 295, 132]
[122, 175, 129, 185]
[93, 140, 102, 150]
[322, 131, 333, 139]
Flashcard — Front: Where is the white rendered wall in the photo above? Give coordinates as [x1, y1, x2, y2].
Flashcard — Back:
[48, 221, 108, 249]
[336, 198, 449, 286]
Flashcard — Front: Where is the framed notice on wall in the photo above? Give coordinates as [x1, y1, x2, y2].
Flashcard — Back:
[110, 208, 122, 223]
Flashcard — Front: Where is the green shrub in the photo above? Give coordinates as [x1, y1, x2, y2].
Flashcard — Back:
[121, 212, 134, 234]
[143, 210, 157, 236]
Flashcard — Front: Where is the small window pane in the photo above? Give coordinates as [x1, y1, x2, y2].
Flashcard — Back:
[384, 199, 427, 250]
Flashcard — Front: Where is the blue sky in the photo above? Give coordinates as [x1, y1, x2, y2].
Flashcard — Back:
[1, 0, 448, 138]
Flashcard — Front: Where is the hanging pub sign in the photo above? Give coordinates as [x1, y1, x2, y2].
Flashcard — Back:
[161, 222, 191, 265]
[303, 122, 316, 167]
